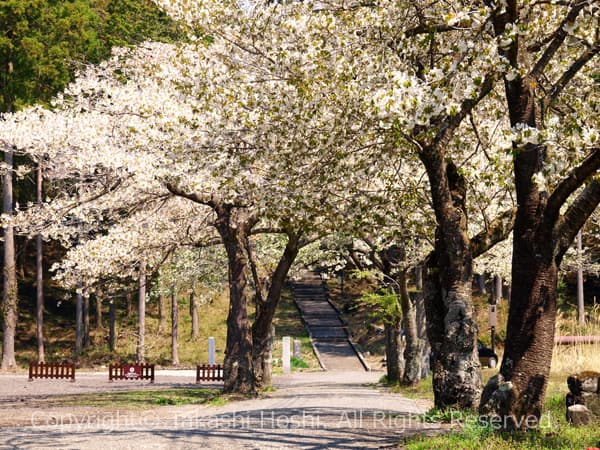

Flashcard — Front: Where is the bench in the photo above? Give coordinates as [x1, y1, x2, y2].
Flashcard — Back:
[109, 363, 155, 382]
[196, 364, 224, 382]
[29, 362, 75, 382]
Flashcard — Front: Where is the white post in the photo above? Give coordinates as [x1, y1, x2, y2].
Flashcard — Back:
[208, 337, 216, 366]
[282, 336, 291, 373]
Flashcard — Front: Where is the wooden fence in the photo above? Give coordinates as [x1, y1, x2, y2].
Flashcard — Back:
[196, 364, 224, 382]
[108, 364, 155, 382]
[29, 362, 75, 382]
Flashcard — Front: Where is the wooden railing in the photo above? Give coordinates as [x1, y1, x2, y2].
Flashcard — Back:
[108, 364, 155, 382]
[29, 362, 75, 382]
[196, 364, 224, 382]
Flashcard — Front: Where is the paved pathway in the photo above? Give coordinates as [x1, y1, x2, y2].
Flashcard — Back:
[0, 371, 441, 449]
[292, 273, 366, 372]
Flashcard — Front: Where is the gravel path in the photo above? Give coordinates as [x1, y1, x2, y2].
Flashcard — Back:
[0, 370, 443, 449]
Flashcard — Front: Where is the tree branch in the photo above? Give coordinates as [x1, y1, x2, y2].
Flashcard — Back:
[545, 147, 600, 225]
[470, 207, 517, 258]
[554, 178, 600, 263]
[543, 42, 600, 108]
[165, 183, 217, 208]
[529, 1, 588, 80]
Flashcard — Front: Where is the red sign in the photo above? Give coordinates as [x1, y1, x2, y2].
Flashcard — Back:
[123, 365, 141, 379]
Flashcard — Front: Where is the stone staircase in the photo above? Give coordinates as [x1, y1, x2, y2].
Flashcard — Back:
[291, 272, 368, 371]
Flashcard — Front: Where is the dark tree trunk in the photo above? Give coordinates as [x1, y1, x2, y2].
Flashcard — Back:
[479, 2, 600, 423]
[171, 288, 179, 366]
[95, 295, 102, 331]
[75, 286, 83, 353]
[158, 294, 166, 334]
[83, 295, 91, 347]
[384, 317, 403, 383]
[478, 274, 487, 295]
[109, 300, 117, 353]
[399, 271, 423, 386]
[36, 161, 44, 363]
[215, 206, 256, 395]
[190, 290, 199, 340]
[420, 152, 482, 409]
[2, 147, 17, 370]
[137, 261, 146, 363]
[415, 266, 429, 377]
[251, 232, 300, 389]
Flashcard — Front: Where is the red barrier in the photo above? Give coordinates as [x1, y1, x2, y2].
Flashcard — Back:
[28, 362, 75, 382]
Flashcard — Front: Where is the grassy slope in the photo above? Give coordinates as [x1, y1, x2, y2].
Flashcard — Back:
[10, 281, 318, 371]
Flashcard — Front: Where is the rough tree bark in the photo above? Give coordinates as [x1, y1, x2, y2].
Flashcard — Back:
[1, 146, 17, 370]
[250, 231, 300, 389]
[171, 287, 179, 366]
[384, 317, 403, 383]
[214, 205, 256, 394]
[398, 270, 422, 386]
[420, 153, 482, 409]
[479, 0, 600, 429]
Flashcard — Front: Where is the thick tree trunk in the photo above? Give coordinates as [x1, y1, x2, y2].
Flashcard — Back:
[399, 271, 423, 386]
[158, 294, 166, 334]
[190, 290, 199, 340]
[1, 148, 17, 370]
[480, 253, 558, 429]
[137, 261, 146, 363]
[420, 151, 482, 409]
[36, 162, 44, 363]
[109, 300, 117, 353]
[75, 285, 83, 353]
[171, 288, 179, 366]
[215, 206, 255, 394]
[384, 317, 403, 383]
[251, 232, 299, 389]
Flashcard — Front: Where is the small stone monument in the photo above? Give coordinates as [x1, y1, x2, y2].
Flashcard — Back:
[282, 336, 291, 373]
[566, 371, 600, 426]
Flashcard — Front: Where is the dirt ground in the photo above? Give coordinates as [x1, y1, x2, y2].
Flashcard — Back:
[0, 370, 445, 449]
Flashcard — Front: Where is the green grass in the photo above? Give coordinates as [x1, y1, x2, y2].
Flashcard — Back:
[39, 388, 225, 409]
[402, 378, 600, 450]
[13, 284, 317, 373]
